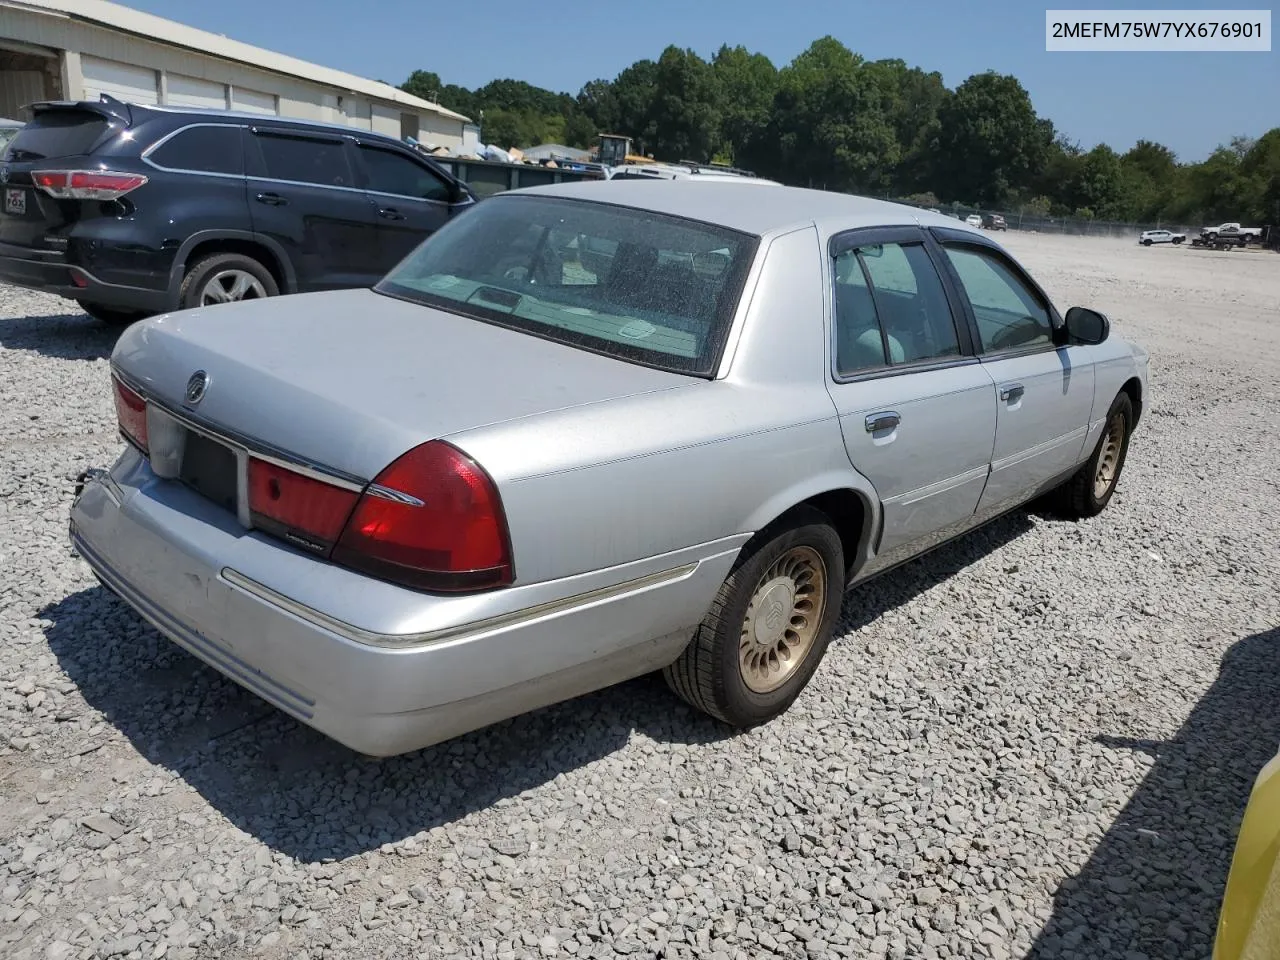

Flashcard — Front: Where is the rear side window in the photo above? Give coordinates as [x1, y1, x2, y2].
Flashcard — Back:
[5, 111, 109, 161]
[148, 125, 244, 175]
[832, 241, 961, 375]
[253, 133, 352, 187]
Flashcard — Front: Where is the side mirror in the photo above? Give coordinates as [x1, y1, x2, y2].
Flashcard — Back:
[452, 181, 476, 204]
[1064, 306, 1110, 345]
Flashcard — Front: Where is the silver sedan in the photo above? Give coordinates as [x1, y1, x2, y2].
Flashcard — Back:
[71, 182, 1149, 756]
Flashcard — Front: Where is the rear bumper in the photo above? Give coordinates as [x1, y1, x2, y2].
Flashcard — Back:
[69, 452, 740, 756]
[0, 244, 171, 313]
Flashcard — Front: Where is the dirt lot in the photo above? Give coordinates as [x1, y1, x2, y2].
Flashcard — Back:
[1, 233, 1278, 960]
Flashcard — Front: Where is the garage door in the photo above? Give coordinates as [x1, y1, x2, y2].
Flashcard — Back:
[231, 87, 277, 115]
[166, 74, 226, 110]
[81, 56, 158, 105]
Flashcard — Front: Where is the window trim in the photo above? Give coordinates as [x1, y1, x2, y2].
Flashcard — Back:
[140, 121, 248, 179]
[245, 126, 359, 192]
[353, 141, 455, 205]
[827, 225, 978, 384]
[928, 227, 1065, 359]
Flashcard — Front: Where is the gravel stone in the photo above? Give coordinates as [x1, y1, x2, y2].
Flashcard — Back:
[1, 236, 1277, 960]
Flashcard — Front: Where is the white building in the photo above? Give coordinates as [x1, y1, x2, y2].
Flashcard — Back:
[0, 0, 474, 147]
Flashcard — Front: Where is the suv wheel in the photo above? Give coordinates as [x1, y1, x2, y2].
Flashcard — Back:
[180, 253, 278, 310]
[77, 301, 146, 326]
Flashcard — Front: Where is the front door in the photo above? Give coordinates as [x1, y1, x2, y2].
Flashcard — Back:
[245, 128, 383, 291]
[354, 142, 456, 271]
[824, 229, 997, 574]
[934, 240, 1096, 513]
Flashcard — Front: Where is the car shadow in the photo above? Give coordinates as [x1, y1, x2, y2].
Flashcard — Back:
[1026, 626, 1280, 959]
[41, 509, 1038, 863]
[0, 309, 119, 361]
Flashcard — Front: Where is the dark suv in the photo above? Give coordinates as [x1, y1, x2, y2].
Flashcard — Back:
[0, 97, 475, 323]
[981, 213, 1007, 231]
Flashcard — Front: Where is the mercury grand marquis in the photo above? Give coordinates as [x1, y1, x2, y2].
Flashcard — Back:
[70, 181, 1149, 756]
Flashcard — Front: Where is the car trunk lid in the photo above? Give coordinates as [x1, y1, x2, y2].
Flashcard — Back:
[112, 288, 692, 483]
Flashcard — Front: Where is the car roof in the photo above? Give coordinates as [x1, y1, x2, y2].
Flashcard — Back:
[513, 180, 982, 238]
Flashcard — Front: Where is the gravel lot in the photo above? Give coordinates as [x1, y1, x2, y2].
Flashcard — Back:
[2, 235, 1278, 960]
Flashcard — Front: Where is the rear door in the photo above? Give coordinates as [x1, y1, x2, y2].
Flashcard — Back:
[824, 227, 997, 574]
[934, 234, 1096, 513]
[244, 127, 383, 291]
[353, 142, 457, 270]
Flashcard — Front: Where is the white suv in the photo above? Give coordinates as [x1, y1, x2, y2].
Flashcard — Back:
[1139, 229, 1186, 246]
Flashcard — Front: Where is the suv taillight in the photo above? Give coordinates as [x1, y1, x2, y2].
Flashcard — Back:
[32, 170, 148, 200]
[332, 441, 514, 593]
[112, 376, 148, 452]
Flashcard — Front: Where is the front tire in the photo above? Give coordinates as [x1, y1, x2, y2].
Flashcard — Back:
[1055, 392, 1133, 518]
[663, 507, 844, 727]
[179, 253, 278, 310]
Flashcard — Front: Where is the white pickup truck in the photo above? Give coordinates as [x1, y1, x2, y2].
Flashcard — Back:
[1200, 222, 1262, 243]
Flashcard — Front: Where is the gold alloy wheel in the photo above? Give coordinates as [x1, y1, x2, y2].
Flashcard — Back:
[1094, 414, 1125, 500]
[739, 545, 826, 694]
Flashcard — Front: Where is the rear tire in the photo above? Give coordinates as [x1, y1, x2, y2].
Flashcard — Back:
[1054, 392, 1133, 519]
[179, 253, 278, 310]
[1142, 239, 1153, 246]
[663, 507, 844, 727]
[78, 301, 145, 326]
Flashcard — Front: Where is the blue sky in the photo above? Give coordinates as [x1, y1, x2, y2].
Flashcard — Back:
[125, 0, 1277, 161]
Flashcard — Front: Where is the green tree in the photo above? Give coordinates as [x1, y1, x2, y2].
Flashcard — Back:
[711, 45, 777, 166]
[866, 59, 947, 193]
[647, 47, 721, 162]
[1070, 145, 1124, 218]
[400, 69, 442, 102]
[766, 37, 899, 192]
[935, 72, 1049, 204]
[610, 59, 660, 152]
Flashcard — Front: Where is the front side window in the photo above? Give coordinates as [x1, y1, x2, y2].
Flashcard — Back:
[832, 241, 962, 376]
[149, 125, 244, 175]
[254, 133, 352, 187]
[376, 195, 757, 375]
[942, 245, 1053, 353]
[359, 146, 452, 201]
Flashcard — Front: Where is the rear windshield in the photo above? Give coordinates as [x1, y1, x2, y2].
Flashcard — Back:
[5, 111, 110, 161]
[376, 195, 757, 376]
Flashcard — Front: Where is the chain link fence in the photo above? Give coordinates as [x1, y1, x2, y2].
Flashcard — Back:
[886, 198, 1197, 239]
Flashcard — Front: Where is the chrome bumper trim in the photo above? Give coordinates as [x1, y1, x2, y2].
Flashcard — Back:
[221, 561, 700, 650]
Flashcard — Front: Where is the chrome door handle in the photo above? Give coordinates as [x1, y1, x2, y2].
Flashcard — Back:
[999, 383, 1024, 402]
[865, 411, 901, 433]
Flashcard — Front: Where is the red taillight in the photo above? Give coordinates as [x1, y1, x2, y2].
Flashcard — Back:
[333, 441, 514, 592]
[112, 376, 148, 452]
[70, 270, 88, 288]
[32, 169, 148, 200]
[247, 458, 360, 555]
